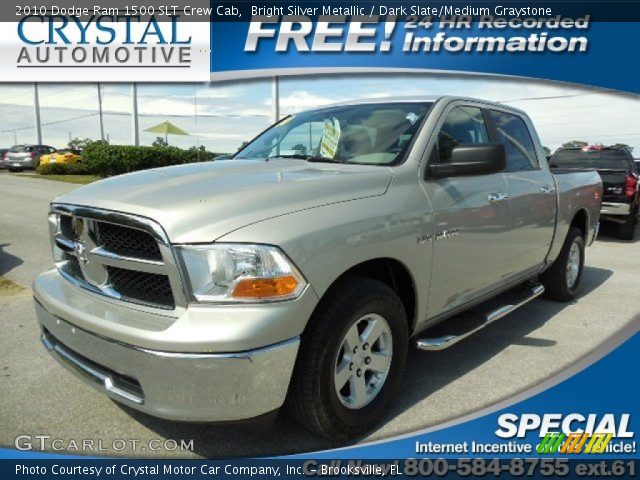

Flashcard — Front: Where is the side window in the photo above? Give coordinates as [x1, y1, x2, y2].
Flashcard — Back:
[434, 106, 489, 164]
[490, 110, 539, 172]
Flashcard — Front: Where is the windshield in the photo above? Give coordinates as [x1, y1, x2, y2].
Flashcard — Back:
[235, 102, 432, 165]
[551, 149, 632, 170]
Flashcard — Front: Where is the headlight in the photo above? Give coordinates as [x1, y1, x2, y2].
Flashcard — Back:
[178, 244, 307, 303]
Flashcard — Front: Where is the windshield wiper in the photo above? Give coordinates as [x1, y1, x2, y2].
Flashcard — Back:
[266, 154, 344, 163]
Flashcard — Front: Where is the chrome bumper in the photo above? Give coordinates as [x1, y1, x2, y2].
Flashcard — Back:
[35, 301, 300, 422]
[601, 202, 631, 216]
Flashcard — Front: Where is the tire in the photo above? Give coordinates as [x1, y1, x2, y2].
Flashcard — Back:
[287, 275, 409, 440]
[541, 227, 585, 302]
[618, 209, 636, 240]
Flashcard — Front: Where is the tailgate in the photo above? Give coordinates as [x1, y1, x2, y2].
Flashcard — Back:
[597, 169, 628, 203]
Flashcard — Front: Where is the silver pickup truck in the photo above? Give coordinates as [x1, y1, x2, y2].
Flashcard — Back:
[34, 96, 602, 440]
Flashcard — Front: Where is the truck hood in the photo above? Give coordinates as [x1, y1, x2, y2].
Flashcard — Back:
[56, 159, 393, 243]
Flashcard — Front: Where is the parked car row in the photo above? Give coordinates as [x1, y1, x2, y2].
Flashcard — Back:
[0, 144, 82, 171]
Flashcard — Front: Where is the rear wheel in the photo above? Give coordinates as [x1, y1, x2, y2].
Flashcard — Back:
[541, 227, 585, 302]
[618, 208, 637, 240]
[287, 275, 408, 440]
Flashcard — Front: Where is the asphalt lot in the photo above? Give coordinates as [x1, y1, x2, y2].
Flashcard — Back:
[1, 170, 639, 458]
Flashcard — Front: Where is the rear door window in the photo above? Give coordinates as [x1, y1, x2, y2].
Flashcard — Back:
[490, 110, 539, 172]
[434, 106, 490, 164]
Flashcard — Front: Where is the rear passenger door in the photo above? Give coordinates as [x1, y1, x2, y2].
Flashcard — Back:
[488, 109, 556, 275]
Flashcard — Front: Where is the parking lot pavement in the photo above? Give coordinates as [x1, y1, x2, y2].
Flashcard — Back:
[0, 172, 638, 458]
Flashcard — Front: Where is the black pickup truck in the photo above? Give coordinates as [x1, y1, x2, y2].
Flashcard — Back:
[550, 146, 638, 240]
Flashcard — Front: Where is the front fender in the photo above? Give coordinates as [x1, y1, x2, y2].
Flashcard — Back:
[217, 182, 434, 332]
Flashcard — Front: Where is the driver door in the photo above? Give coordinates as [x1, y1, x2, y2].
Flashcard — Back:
[422, 104, 512, 318]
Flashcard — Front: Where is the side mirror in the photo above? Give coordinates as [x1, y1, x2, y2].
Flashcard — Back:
[428, 143, 506, 178]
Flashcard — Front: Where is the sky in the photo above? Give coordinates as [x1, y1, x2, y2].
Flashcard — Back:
[0, 74, 638, 155]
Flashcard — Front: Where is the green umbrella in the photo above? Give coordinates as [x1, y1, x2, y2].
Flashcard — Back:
[144, 121, 189, 144]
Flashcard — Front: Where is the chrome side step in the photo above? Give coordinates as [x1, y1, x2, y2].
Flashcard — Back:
[416, 283, 545, 351]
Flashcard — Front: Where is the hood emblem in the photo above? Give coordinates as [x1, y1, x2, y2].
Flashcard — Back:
[74, 240, 89, 265]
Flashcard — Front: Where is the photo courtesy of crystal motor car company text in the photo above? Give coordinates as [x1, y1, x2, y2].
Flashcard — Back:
[0, 1, 638, 467]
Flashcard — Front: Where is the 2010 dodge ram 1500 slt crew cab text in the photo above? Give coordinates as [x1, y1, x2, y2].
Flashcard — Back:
[34, 97, 602, 440]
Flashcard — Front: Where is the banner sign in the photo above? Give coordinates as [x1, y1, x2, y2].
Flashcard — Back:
[0, 2, 639, 92]
[210, 7, 639, 92]
[0, 0, 638, 476]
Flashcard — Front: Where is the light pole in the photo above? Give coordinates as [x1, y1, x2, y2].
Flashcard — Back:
[97, 83, 105, 141]
[194, 84, 200, 160]
[131, 83, 139, 146]
[272, 76, 280, 124]
[33, 83, 42, 144]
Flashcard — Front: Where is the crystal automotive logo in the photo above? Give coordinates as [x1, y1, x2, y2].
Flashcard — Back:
[496, 414, 635, 455]
[16, 15, 192, 68]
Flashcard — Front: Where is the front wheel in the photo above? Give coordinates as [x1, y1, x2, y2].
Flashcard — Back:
[287, 275, 408, 440]
[541, 226, 585, 302]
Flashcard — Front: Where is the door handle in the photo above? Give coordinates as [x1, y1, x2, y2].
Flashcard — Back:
[540, 185, 555, 194]
[488, 193, 509, 203]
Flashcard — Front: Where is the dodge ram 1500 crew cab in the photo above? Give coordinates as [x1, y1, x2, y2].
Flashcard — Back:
[34, 97, 602, 440]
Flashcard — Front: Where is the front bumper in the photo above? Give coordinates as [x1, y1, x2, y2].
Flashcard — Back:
[600, 202, 631, 216]
[35, 300, 300, 422]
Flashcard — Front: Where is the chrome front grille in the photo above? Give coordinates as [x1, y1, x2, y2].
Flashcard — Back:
[49, 204, 184, 310]
[106, 266, 174, 308]
[97, 222, 163, 261]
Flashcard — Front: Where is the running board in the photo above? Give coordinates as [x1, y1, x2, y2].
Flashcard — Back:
[416, 283, 545, 351]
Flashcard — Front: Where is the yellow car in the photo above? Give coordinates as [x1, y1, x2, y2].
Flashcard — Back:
[40, 149, 82, 165]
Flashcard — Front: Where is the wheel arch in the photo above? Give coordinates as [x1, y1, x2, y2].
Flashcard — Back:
[570, 208, 589, 238]
[311, 257, 418, 335]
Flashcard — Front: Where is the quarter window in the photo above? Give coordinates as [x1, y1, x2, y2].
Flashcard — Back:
[434, 106, 490, 164]
[490, 110, 538, 172]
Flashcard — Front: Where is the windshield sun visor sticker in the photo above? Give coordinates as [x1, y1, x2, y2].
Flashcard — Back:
[319, 117, 341, 159]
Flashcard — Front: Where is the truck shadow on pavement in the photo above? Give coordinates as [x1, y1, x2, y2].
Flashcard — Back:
[118, 264, 613, 459]
[0, 243, 24, 277]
